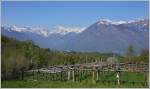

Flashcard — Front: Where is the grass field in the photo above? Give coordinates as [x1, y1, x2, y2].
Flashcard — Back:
[1, 71, 148, 88]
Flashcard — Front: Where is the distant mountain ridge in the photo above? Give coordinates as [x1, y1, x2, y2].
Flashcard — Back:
[1, 18, 149, 54]
[1, 25, 86, 37]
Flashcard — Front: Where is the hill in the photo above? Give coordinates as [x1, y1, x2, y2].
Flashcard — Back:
[1, 36, 116, 80]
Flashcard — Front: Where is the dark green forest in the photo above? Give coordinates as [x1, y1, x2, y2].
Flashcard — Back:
[1, 35, 149, 80]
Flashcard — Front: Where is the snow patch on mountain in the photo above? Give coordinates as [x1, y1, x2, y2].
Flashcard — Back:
[11, 26, 26, 32]
[36, 30, 49, 37]
[3, 25, 27, 32]
[97, 18, 148, 25]
[1, 25, 86, 37]
[127, 18, 146, 23]
[49, 26, 86, 35]
[98, 19, 126, 25]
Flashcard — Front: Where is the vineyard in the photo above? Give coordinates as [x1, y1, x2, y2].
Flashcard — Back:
[2, 62, 149, 88]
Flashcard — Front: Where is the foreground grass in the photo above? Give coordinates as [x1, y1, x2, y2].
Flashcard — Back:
[1, 72, 148, 88]
[1, 80, 147, 88]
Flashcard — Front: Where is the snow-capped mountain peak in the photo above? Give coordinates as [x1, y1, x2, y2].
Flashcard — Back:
[98, 19, 113, 25]
[97, 18, 148, 25]
[49, 26, 86, 35]
[1, 25, 86, 37]
[115, 21, 126, 25]
[98, 19, 127, 25]
[5, 25, 28, 32]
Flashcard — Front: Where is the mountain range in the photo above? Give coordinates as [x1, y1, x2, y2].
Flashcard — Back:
[1, 18, 149, 54]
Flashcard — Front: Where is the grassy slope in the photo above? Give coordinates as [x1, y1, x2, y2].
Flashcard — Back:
[1, 72, 147, 88]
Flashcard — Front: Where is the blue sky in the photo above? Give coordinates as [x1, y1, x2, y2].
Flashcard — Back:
[2, 1, 149, 28]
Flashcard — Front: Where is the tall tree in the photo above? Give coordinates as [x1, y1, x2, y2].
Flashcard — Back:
[126, 45, 134, 57]
[126, 45, 134, 63]
[138, 49, 149, 63]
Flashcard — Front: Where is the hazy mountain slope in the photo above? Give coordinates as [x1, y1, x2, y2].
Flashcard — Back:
[1, 19, 149, 54]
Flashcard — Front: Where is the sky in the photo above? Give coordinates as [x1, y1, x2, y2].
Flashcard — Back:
[1, 1, 149, 28]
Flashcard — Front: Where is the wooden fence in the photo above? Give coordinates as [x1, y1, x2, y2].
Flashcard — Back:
[24, 62, 149, 87]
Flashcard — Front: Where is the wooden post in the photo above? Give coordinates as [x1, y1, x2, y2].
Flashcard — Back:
[72, 69, 75, 82]
[92, 66, 96, 83]
[96, 70, 99, 81]
[68, 70, 71, 80]
[92, 70, 95, 83]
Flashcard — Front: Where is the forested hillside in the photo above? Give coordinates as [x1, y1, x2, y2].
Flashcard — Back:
[1, 36, 115, 80]
[1, 36, 148, 80]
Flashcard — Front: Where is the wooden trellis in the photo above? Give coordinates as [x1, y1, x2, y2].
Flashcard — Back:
[25, 62, 149, 87]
